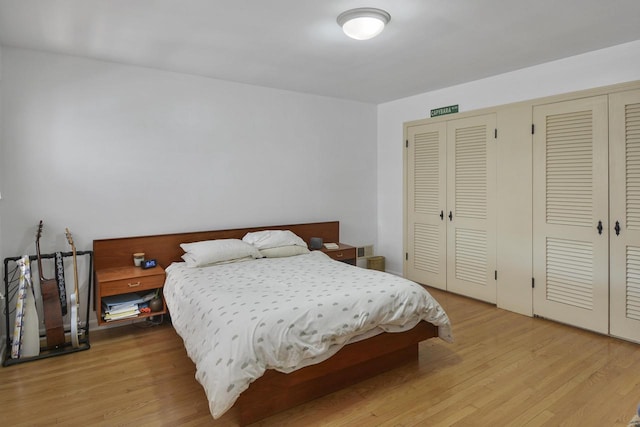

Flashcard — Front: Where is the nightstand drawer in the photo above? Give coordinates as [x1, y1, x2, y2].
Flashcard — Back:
[100, 274, 165, 296]
[325, 248, 356, 261]
[96, 265, 166, 297]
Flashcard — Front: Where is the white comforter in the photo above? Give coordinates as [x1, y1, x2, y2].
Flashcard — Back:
[163, 251, 452, 418]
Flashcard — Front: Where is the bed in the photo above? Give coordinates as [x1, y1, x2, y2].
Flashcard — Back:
[93, 221, 452, 425]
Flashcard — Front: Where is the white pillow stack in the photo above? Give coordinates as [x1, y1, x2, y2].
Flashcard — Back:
[242, 230, 310, 258]
[180, 239, 262, 267]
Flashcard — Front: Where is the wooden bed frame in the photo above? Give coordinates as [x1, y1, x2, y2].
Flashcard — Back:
[93, 221, 439, 425]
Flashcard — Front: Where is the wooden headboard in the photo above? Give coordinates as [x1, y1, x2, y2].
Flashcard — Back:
[93, 221, 340, 270]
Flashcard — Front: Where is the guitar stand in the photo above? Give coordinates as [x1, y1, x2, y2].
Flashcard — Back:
[2, 251, 93, 367]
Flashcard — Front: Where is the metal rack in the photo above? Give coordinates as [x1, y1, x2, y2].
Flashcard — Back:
[3, 251, 93, 366]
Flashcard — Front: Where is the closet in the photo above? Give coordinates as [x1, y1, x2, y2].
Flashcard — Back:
[405, 114, 497, 303]
[609, 89, 640, 342]
[532, 90, 640, 342]
[532, 96, 610, 334]
[404, 81, 640, 343]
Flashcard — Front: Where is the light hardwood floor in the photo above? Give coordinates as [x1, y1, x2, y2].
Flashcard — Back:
[1, 288, 639, 426]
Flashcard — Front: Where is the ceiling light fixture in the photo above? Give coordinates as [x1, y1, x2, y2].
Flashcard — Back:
[337, 7, 391, 41]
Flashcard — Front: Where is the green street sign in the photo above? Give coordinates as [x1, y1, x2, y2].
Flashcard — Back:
[430, 104, 459, 117]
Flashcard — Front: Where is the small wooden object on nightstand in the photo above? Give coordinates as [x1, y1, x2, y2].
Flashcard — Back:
[319, 243, 356, 265]
[95, 265, 166, 325]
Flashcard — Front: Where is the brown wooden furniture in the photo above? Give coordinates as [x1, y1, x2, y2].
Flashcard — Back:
[237, 321, 437, 425]
[319, 242, 357, 265]
[93, 221, 341, 270]
[92, 221, 439, 425]
[95, 265, 166, 325]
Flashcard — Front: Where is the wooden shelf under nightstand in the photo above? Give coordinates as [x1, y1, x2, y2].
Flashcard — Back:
[95, 265, 166, 326]
[318, 243, 356, 265]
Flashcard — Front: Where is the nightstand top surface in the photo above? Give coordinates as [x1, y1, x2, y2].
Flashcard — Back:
[318, 243, 354, 251]
[97, 265, 165, 281]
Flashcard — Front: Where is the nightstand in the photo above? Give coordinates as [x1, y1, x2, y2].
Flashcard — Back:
[95, 265, 166, 325]
[319, 243, 356, 265]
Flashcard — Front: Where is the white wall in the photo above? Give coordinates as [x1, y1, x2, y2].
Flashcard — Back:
[0, 47, 378, 329]
[377, 40, 640, 275]
[0, 47, 378, 254]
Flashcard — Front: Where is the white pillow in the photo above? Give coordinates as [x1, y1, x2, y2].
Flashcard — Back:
[259, 245, 310, 258]
[242, 230, 308, 250]
[180, 239, 262, 267]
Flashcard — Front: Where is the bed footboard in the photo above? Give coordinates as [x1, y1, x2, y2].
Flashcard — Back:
[237, 321, 438, 425]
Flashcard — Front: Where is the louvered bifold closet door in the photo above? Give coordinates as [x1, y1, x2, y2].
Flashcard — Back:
[446, 114, 497, 303]
[405, 122, 447, 289]
[533, 96, 609, 334]
[610, 89, 640, 343]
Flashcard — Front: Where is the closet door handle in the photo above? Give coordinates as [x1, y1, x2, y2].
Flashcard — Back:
[449, 211, 453, 221]
[597, 220, 603, 235]
[440, 210, 444, 220]
[615, 221, 621, 236]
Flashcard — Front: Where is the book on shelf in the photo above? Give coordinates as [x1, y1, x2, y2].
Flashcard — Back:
[102, 302, 138, 315]
[104, 309, 140, 321]
[102, 291, 158, 320]
[102, 293, 145, 309]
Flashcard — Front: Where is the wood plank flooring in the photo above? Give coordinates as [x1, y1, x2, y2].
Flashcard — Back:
[1, 288, 638, 426]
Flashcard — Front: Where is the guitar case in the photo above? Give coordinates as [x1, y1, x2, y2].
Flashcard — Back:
[21, 280, 40, 357]
[11, 256, 40, 358]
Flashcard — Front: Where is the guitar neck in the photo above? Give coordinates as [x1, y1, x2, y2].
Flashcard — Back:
[72, 247, 79, 296]
[66, 228, 80, 297]
[35, 234, 47, 282]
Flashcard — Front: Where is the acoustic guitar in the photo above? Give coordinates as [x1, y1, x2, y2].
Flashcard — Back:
[36, 220, 65, 347]
[65, 228, 81, 348]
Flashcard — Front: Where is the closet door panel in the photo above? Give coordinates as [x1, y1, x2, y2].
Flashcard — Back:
[495, 105, 533, 316]
[405, 122, 447, 289]
[610, 89, 640, 343]
[533, 96, 609, 334]
[446, 114, 497, 303]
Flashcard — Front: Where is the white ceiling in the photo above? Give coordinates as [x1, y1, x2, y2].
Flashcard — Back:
[1, 0, 639, 103]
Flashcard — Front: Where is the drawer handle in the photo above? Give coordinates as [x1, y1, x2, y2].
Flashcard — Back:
[336, 252, 343, 257]
[128, 281, 141, 287]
